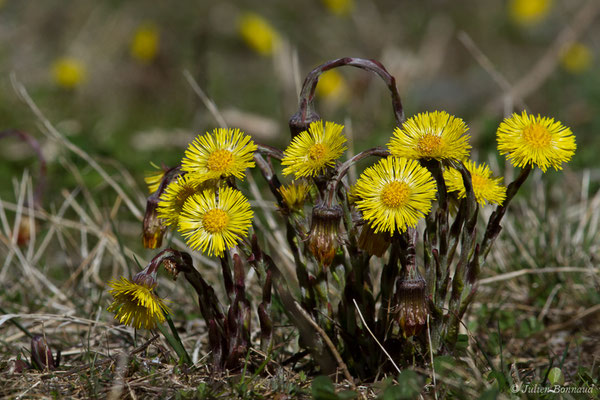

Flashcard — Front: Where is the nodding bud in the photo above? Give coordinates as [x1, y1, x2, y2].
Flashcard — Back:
[143, 200, 166, 249]
[308, 203, 342, 267]
[16, 216, 37, 247]
[396, 275, 428, 338]
[288, 108, 321, 138]
[132, 269, 158, 288]
[31, 335, 58, 371]
[358, 223, 391, 257]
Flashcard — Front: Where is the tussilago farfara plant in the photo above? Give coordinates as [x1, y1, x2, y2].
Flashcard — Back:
[108, 58, 576, 378]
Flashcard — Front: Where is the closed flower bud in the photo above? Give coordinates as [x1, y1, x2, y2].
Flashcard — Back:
[31, 335, 58, 371]
[396, 275, 428, 338]
[143, 200, 166, 249]
[308, 203, 342, 267]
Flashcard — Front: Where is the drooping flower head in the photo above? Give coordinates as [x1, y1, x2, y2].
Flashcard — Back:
[178, 187, 253, 257]
[107, 275, 170, 330]
[182, 128, 257, 182]
[388, 111, 471, 161]
[354, 157, 437, 235]
[282, 120, 347, 178]
[157, 174, 206, 227]
[444, 160, 506, 206]
[496, 111, 576, 172]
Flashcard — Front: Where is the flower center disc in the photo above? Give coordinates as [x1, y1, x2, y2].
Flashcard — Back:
[381, 181, 411, 208]
[522, 123, 551, 149]
[417, 134, 443, 156]
[202, 209, 230, 233]
[308, 143, 327, 161]
[207, 149, 234, 172]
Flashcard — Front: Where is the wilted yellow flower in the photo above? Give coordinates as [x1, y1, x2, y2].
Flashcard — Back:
[178, 187, 253, 257]
[107, 276, 169, 330]
[444, 160, 506, 206]
[322, 0, 354, 16]
[354, 157, 437, 235]
[182, 128, 257, 182]
[131, 22, 159, 63]
[157, 175, 205, 227]
[279, 181, 311, 212]
[388, 111, 471, 161]
[497, 111, 576, 172]
[560, 43, 592, 74]
[282, 121, 347, 178]
[509, 0, 552, 25]
[52, 57, 86, 89]
[238, 12, 281, 56]
[316, 70, 348, 102]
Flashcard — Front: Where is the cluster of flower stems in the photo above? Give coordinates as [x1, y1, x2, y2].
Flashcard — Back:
[108, 57, 575, 379]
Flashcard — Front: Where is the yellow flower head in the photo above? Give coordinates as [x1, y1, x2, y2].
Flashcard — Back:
[444, 160, 506, 206]
[316, 70, 348, 102]
[157, 174, 205, 227]
[144, 166, 166, 194]
[509, 0, 552, 25]
[279, 181, 311, 212]
[560, 43, 592, 74]
[131, 22, 160, 63]
[107, 276, 170, 329]
[52, 57, 86, 89]
[388, 111, 471, 161]
[182, 128, 257, 182]
[282, 121, 347, 178]
[238, 12, 281, 56]
[322, 0, 354, 16]
[497, 111, 576, 172]
[178, 187, 253, 257]
[354, 157, 437, 235]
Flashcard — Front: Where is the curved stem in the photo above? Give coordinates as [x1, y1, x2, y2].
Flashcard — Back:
[257, 143, 284, 160]
[325, 147, 390, 205]
[296, 58, 405, 128]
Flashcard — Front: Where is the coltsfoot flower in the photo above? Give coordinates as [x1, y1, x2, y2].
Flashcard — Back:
[282, 120, 347, 178]
[354, 157, 437, 235]
[444, 160, 506, 206]
[237, 12, 281, 56]
[144, 165, 166, 193]
[178, 187, 253, 257]
[157, 174, 206, 227]
[107, 275, 170, 330]
[52, 57, 86, 89]
[509, 0, 552, 25]
[496, 111, 576, 172]
[131, 22, 160, 64]
[279, 181, 311, 213]
[388, 111, 471, 161]
[182, 128, 257, 182]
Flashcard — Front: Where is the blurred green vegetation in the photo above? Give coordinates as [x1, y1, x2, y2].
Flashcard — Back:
[0, 0, 598, 200]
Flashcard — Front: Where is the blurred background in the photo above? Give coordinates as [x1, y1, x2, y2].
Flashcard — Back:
[0, 0, 598, 196]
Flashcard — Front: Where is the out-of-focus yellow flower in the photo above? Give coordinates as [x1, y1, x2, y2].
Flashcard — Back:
[0, 0, 5, 9]
[237, 12, 281, 56]
[560, 43, 592, 74]
[509, 0, 552, 25]
[322, 0, 354, 16]
[52, 57, 86, 89]
[131, 23, 160, 64]
[316, 70, 348, 102]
